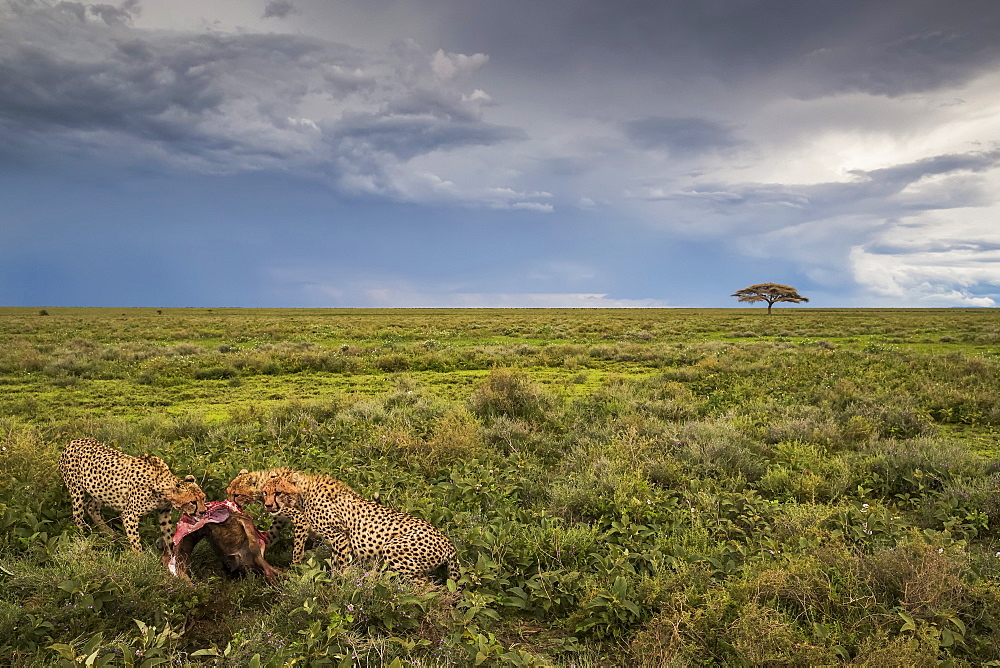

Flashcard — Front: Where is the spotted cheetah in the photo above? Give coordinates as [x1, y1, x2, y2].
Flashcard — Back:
[262, 470, 460, 584]
[226, 467, 313, 563]
[59, 438, 207, 554]
[226, 468, 379, 564]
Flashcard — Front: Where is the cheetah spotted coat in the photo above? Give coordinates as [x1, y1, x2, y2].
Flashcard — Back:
[58, 438, 206, 553]
[226, 467, 319, 564]
[262, 470, 460, 584]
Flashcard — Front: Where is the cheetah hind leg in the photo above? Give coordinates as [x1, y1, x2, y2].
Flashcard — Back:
[381, 557, 438, 589]
[396, 553, 462, 591]
[66, 486, 90, 532]
[329, 530, 354, 570]
[380, 542, 435, 586]
[84, 498, 114, 534]
[445, 554, 462, 591]
[311, 525, 353, 570]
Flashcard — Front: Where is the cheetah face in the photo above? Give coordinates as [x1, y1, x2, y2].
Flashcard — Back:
[274, 491, 300, 512]
[262, 476, 299, 514]
[166, 475, 207, 516]
[226, 470, 258, 508]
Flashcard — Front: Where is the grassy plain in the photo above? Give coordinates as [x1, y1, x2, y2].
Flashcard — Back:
[2, 307, 1000, 665]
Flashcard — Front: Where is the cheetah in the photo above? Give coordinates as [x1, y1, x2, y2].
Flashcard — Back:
[262, 470, 460, 585]
[226, 467, 313, 563]
[58, 438, 207, 554]
[226, 468, 378, 564]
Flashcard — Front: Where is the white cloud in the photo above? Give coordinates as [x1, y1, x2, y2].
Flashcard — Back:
[287, 117, 320, 132]
[463, 89, 493, 105]
[850, 246, 999, 306]
[430, 49, 489, 82]
[507, 202, 553, 212]
[613, 76, 1000, 304]
[848, 204, 1000, 306]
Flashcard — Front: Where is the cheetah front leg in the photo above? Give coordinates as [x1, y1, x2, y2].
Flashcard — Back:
[156, 507, 176, 556]
[121, 511, 145, 552]
[290, 518, 311, 565]
[265, 513, 291, 546]
[271, 508, 316, 565]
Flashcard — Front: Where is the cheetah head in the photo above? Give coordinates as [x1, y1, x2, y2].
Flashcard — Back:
[227, 469, 264, 509]
[262, 474, 299, 514]
[166, 475, 207, 516]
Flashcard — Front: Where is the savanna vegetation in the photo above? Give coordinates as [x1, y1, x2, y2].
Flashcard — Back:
[2, 306, 1000, 666]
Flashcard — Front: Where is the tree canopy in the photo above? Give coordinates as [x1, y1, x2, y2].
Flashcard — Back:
[732, 283, 809, 314]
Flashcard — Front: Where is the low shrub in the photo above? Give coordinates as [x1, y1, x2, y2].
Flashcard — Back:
[757, 441, 855, 502]
[675, 418, 771, 482]
[469, 368, 558, 424]
[399, 408, 488, 476]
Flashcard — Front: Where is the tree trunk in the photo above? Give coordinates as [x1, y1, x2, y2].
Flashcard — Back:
[767, 302, 774, 315]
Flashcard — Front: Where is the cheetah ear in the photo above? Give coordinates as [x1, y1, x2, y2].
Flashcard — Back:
[268, 472, 279, 478]
[183, 474, 196, 483]
[239, 469, 249, 475]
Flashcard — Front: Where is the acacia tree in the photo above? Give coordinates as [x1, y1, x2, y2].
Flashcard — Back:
[732, 283, 809, 314]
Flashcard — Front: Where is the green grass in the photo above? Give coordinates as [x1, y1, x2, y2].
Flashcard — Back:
[2, 307, 1000, 666]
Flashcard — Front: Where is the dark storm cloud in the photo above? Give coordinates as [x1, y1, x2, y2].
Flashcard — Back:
[53, 1, 85, 21]
[0, 22, 328, 135]
[263, 0, 296, 20]
[807, 150, 1000, 218]
[623, 117, 745, 156]
[0, 2, 517, 191]
[692, 1, 1000, 96]
[87, 0, 138, 25]
[335, 115, 526, 160]
[417, 0, 1000, 98]
[795, 26, 1000, 98]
